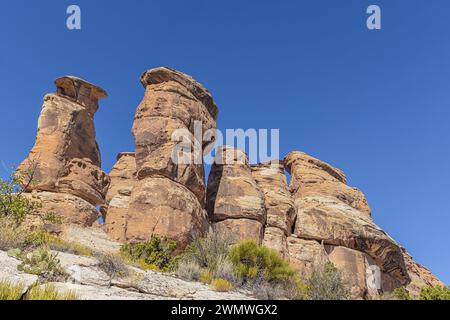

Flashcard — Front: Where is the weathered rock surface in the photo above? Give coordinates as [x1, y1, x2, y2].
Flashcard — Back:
[126, 67, 217, 248]
[126, 177, 208, 248]
[23, 191, 99, 227]
[206, 146, 266, 243]
[284, 151, 410, 287]
[104, 152, 136, 241]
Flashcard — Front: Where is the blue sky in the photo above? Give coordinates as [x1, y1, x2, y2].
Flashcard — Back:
[0, 1, 449, 284]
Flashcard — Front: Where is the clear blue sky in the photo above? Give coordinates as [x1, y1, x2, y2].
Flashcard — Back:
[0, 1, 448, 284]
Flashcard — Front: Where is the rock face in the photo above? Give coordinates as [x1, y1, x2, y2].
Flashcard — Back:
[18, 77, 110, 225]
[206, 146, 266, 243]
[125, 67, 218, 248]
[402, 249, 445, 297]
[104, 152, 136, 241]
[284, 151, 410, 293]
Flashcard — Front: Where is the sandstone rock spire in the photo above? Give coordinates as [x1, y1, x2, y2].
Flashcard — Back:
[125, 67, 217, 248]
[18, 76, 110, 226]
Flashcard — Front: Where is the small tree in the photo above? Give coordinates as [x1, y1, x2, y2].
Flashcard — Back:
[419, 285, 450, 300]
[0, 161, 40, 224]
[392, 286, 412, 300]
[307, 262, 350, 300]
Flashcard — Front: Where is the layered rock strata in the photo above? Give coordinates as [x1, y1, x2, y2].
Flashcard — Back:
[19, 77, 110, 226]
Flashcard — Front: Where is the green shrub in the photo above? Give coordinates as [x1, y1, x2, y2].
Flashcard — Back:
[307, 262, 350, 300]
[17, 248, 65, 280]
[228, 240, 295, 283]
[0, 163, 40, 224]
[120, 236, 178, 272]
[393, 286, 412, 300]
[211, 278, 233, 292]
[0, 280, 25, 300]
[419, 285, 450, 300]
[43, 212, 63, 225]
[26, 284, 78, 300]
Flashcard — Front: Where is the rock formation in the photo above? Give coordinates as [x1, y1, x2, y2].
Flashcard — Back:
[206, 146, 266, 243]
[13, 68, 443, 300]
[125, 67, 217, 248]
[18, 77, 110, 226]
[284, 151, 410, 296]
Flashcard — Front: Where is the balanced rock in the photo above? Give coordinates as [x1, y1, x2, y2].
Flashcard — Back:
[206, 146, 266, 243]
[284, 151, 410, 286]
[18, 77, 110, 225]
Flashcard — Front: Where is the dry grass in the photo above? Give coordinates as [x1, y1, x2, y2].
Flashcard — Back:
[0, 280, 25, 300]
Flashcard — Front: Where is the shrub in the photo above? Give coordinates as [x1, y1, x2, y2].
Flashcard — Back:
[419, 285, 450, 300]
[176, 233, 236, 282]
[199, 269, 214, 284]
[25, 230, 63, 248]
[0, 280, 25, 300]
[183, 233, 231, 271]
[211, 278, 233, 292]
[392, 286, 412, 300]
[96, 253, 129, 278]
[26, 284, 78, 300]
[0, 217, 28, 250]
[43, 212, 63, 225]
[17, 248, 65, 281]
[228, 240, 295, 283]
[120, 236, 178, 272]
[175, 260, 202, 281]
[307, 262, 350, 300]
[0, 163, 40, 224]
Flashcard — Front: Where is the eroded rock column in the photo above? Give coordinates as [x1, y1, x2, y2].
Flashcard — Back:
[18, 76, 110, 226]
[125, 67, 218, 248]
[104, 152, 136, 241]
[251, 161, 296, 258]
[206, 146, 266, 243]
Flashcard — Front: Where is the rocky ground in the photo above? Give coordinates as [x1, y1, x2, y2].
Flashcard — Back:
[0, 226, 253, 300]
